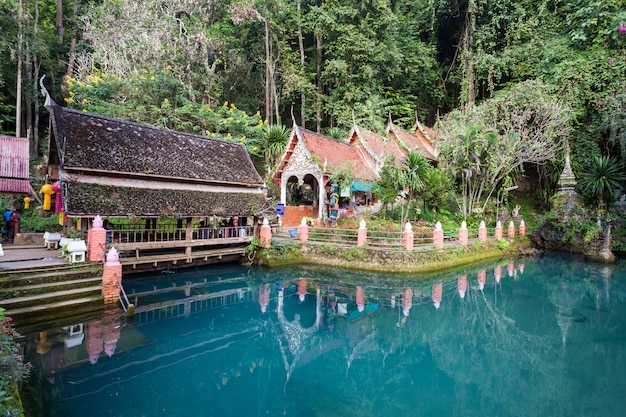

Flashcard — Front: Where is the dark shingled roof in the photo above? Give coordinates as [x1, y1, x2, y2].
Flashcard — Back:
[48, 102, 263, 186]
[65, 183, 267, 218]
[45, 99, 267, 218]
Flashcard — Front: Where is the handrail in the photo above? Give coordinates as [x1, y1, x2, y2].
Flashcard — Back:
[113, 272, 131, 313]
[98, 242, 107, 263]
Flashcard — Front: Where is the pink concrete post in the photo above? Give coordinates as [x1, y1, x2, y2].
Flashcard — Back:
[298, 218, 309, 243]
[102, 247, 122, 304]
[357, 219, 367, 247]
[433, 221, 444, 249]
[402, 222, 414, 251]
[519, 220, 526, 236]
[495, 221, 503, 240]
[260, 217, 272, 248]
[88, 215, 107, 262]
[458, 221, 468, 245]
[508, 221, 515, 238]
[478, 220, 487, 242]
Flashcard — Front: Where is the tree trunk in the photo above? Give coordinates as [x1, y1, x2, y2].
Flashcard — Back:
[264, 19, 271, 124]
[315, 32, 323, 132]
[297, 0, 305, 127]
[16, 0, 23, 138]
[65, 0, 78, 80]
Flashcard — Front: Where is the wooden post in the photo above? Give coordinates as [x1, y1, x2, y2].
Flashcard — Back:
[298, 218, 309, 243]
[495, 221, 503, 240]
[402, 222, 414, 251]
[459, 220, 468, 245]
[433, 221, 444, 249]
[508, 220, 515, 238]
[88, 215, 106, 262]
[260, 218, 272, 248]
[357, 219, 367, 247]
[478, 220, 487, 242]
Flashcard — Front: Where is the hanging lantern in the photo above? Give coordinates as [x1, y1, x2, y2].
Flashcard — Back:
[23, 197, 31, 209]
[52, 181, 62, 212]
[41, 183, 54, 211]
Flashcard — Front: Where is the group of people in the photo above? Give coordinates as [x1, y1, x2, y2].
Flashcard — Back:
[3, 207, 20, 243]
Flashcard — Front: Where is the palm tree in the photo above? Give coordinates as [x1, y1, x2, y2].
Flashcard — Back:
[262, 124, 291, 173]
[578, 155, 625, 213]
[399, 151, 429, 225]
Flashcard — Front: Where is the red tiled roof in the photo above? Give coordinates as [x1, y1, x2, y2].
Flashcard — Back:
[299, 127, 376, 180]
[349, 126, 406, 169]
[0, 136, 30, 195]
[388, 124, 438, 162]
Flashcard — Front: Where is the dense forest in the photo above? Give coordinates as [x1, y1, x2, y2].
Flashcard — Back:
[1, 0, 625, 217]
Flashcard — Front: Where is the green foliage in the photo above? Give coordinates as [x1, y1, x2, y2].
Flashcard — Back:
[0, 312, 30, 417]
[578, 155, 626, 209]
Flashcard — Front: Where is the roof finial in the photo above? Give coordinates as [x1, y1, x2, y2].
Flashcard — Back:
[39, 75, 53, 107]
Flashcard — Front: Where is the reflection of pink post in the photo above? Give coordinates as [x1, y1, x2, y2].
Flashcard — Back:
[494, 265, 503, 283]
[88, 215, 106, 262]
[298, 218, 309, 243]
[102, 248, 122, 304]
[260, 218, 272, 248]
[433, 221, 444, 249]
[357, 220, 367, 247]
[356, 286, 365, 312]
[508, 260, 515, 277]
[86, 321, 103, 365]
[432, 282, 443, 309]
[478, 269, 486, 291]
[403, 222, 414, 251]
[495, 221, 503, 240]
[402, 288, 413, 316]
[259, 283, 270, 313]
[298, 278, 307, 302]
[519, 262, 525, 274]
[458, 276, 467, 299]
[478, 221, 487, 242]
[519, 220, 526, 236]
[459, 221, 468, 246]
[508, 221, 515, 238]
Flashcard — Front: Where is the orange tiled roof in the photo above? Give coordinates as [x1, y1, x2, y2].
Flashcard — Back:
[388, 123, 438, 162]
[348, 126, 407, 169]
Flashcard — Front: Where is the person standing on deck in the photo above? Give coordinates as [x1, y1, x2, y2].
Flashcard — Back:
[327, 184, 340, 226]
[7, 209, 19, 243]
[3, 207, 11, 241]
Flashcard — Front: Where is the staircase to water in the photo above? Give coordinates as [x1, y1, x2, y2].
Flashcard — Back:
[0, 263, 105, 331]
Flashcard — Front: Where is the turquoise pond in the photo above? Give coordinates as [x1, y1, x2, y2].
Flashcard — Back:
[20, 253, 626, 417]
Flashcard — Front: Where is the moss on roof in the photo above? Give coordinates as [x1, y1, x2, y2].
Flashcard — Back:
[64, 182, 268, 217]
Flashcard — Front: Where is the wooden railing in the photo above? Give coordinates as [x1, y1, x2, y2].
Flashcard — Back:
[109, 225, 256, 245]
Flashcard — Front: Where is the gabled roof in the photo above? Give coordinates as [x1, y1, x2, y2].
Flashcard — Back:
[0, 136, 30, 195]
[387, 121, 438, 162]
[347, 126, 406, 170]
[273, 125, 376, 182]
[44, 97, 266, 217]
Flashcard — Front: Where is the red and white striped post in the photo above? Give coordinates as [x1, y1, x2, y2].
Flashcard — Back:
[478, 220, 487, 242]
[519, 220, 526, 236]
[459, 221, 468, 245]
[495, 221, 503, 240]
[402, 222, 414, 251]
[260, 217, 272, 248]
[508, 221, 515, 238]
[298, 218, 309, 243]
[357, 220, 367, 247]
[88, 215, 106, 262]
[102, 247, 122, 304]
[433, 221, 444, 249]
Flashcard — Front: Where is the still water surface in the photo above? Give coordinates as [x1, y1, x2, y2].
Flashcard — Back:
[21, 253, 626, 417]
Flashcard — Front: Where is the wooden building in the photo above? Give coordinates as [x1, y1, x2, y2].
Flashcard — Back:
[0, 135, 30, 196]
[42, 90, 268, 271]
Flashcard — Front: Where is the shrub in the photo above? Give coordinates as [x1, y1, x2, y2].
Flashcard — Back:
[0, 309, 30, 417]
